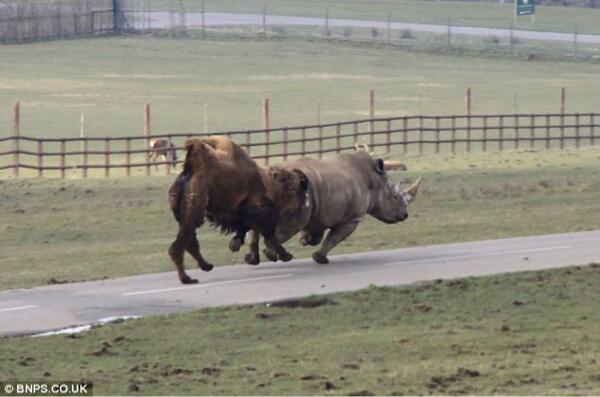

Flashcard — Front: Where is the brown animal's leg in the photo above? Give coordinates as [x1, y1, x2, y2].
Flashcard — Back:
[313, 221, 360, 264]
[244, 230, 260, 265]
[299, 230, 325, 246]
[186, 230, 214, 272]
[169, 229, 197, 284]
[263, 238, 293, 262]
[229, 228, 246, 253]
[168, 183, 208, 284]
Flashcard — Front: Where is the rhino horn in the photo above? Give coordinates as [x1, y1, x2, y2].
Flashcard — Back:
[402, 177, 422, 204]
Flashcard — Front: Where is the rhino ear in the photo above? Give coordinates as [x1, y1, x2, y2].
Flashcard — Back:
[374, 158, 385, 175]
[293, 169, 309, 191]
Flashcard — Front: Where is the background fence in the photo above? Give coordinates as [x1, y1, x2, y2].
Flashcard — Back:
[1, 111, 597, 178]
[0, 0, 134, 43]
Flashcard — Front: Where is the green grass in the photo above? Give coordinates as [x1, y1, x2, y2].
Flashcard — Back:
[2, 264, 600, 395]
[149, 0, 600, 35]
[2, 146, 600, 291]
[1, 35, 600, 142]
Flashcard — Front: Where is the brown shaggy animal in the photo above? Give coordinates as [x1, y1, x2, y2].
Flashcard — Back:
[168, 136, 307, 284]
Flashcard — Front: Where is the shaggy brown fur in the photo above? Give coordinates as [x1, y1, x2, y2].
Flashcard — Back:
[168, 136, 306, 284]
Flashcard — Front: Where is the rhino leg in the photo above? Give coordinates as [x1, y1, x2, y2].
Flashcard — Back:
[263, 239, 293, 262]
[299, 230, 324, 246]
[312, 221, 360, 264]
[244, 230, 261, 265]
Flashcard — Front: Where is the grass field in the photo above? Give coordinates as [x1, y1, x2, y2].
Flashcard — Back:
[1, 36, 600, 142]
[151, 0, 600, 35]
[2, 264, 599, 395]
[1, 146, 600, 291]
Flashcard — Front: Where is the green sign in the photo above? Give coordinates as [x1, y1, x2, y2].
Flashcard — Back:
[516, 0, 535, 16]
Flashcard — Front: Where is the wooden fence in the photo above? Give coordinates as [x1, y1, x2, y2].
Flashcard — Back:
[0, 0, 126, 43]
[1, 112, 598, 178]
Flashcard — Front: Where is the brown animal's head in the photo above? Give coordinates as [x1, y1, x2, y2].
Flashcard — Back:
[368, 158, 421, 224]
[268, 167, 312, 242]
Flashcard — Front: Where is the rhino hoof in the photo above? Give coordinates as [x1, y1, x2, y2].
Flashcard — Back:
[245, 253, 260, 265]
[229, 238, 243, 252]
[199, 263, 214, 272]
[279, 251, 293, 262]
[263, 249, 278, 262]
[312, 252, 329, 264]
[180, 275, 198, 284]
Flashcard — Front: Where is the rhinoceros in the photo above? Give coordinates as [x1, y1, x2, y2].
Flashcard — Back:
[242, 150, 421, 265]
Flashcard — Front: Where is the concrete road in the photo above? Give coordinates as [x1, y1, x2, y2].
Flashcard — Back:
[146, 12, 600, 44]
[1, 230, 599, 336]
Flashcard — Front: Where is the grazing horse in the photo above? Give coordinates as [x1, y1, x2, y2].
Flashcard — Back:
[149, 138, 177, 169]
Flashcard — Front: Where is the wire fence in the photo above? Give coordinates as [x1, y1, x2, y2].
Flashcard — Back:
[1, 112, 597, 179]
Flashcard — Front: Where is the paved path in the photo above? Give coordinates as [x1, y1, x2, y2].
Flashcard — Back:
[1, 230, 599, 336]
[146, 12, 600, 44]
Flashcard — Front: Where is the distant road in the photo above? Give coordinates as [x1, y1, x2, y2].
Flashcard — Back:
[1, 230, 599, 336]
[146, 12, 600, 44]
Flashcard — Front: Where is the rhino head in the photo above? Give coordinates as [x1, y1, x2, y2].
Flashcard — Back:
[369, 159, 421, 224]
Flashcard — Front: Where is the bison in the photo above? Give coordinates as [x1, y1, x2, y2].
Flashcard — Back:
[242, 150, 421, 265]
[168, 136, 308, 284]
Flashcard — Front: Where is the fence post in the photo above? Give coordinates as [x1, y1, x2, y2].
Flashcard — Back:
[201, 0, 206, 36]
[530, 114, 535, 149]
[263, 98, 270, 164]
[82, 139, 88, 178]
[561, 87, 566, 114]
[403, 117, 408, 153]
[13, 102, 20, 178]
[37, 141, 43, 177]
[575, 113, 580, 148]
[60, 139, 66, 179]
[369, 89, 375, 147]
[546, 114, 551, 149]
[283, 128, 289, 160]
[144, 104, 151, 176]
[418, 116, 424, 155]
[514, 114, 520, 150]
[263, 97, 270, 130]
[113, 0, 125, 33]
[451, 116, 456, 154]
[435, 117, 440, 153]
[126, 138, 131, 177]
[482, 116, 487, 152]
[499, 115, 504, 151]
[591, 114, 595, 146]
[386, 119, 391, 153]
[318, 125, 323, 159]
[466, 87, 471, 152]
[335, 124, 341, 154]
[104, 139, 110, 178]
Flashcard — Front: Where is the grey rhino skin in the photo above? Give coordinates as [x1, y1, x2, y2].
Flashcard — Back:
[243, 150, 421, 265]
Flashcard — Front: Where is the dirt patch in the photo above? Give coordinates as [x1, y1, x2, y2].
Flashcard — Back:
[268, 296, 337, 309]
[201, 367, 221, 376]
[341, 363, 360, 370]
[426, 368, 481, 390]
[91, 342, 112, 357]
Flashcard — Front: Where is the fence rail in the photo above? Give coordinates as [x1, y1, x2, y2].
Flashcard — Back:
[1, 112, 598, 178]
